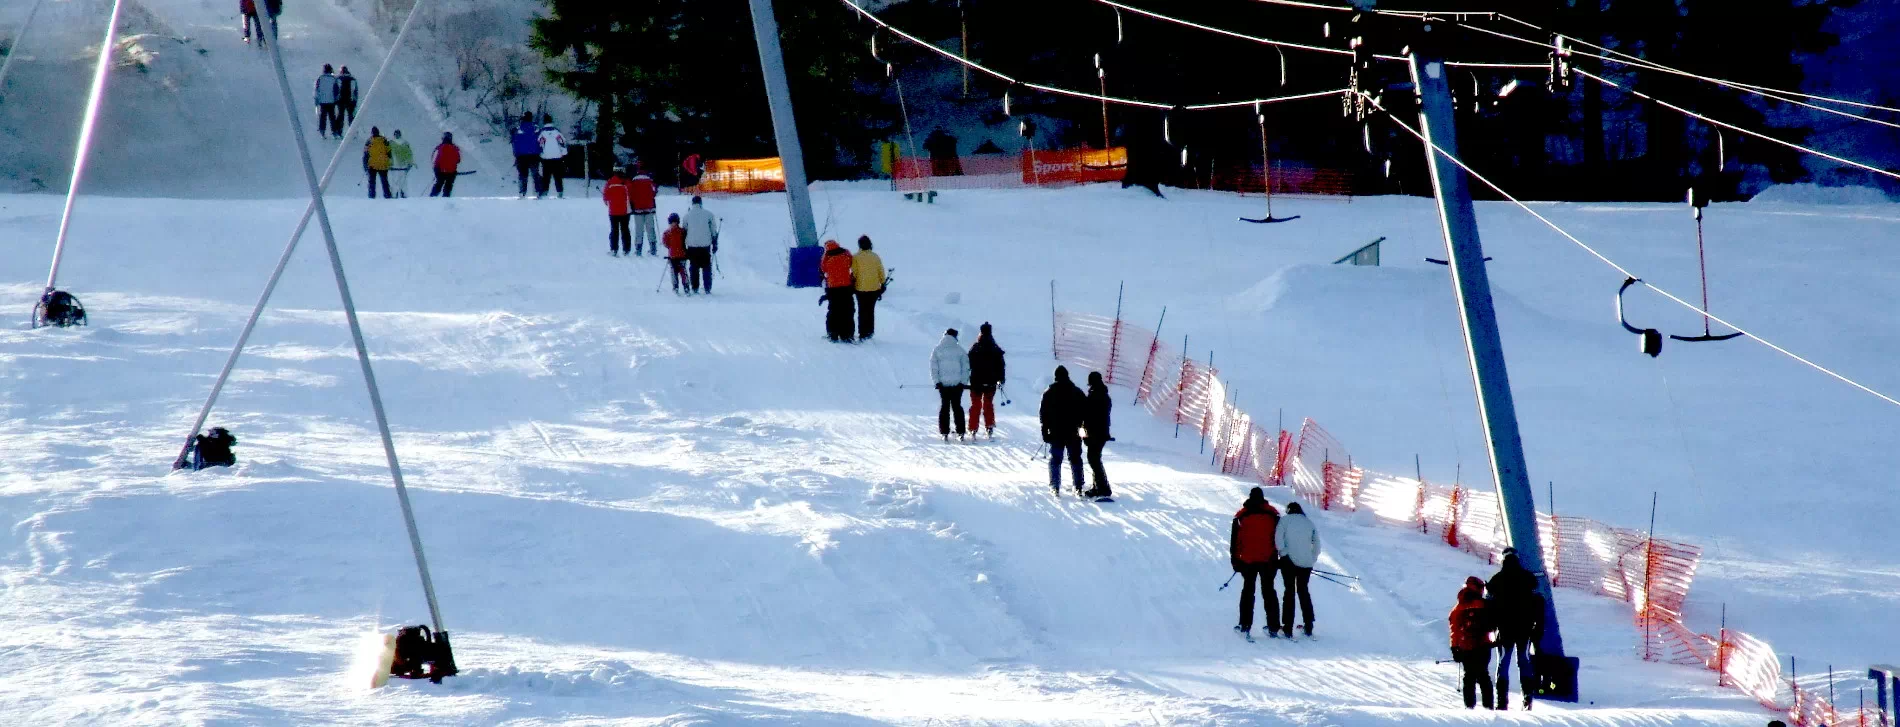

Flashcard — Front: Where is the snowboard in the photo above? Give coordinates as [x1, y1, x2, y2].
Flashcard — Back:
[367, 633, 398, 689]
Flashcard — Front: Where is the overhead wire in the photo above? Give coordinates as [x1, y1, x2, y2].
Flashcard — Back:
[1572, 67, 1900, 183]
[1359, 90, 1900, 411]
[839, 0, 1345, 112]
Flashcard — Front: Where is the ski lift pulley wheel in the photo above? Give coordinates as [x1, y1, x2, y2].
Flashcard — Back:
[32, 289, 87, 329]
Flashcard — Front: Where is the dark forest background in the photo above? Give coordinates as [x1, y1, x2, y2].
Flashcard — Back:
[529, 0, 1870, 201]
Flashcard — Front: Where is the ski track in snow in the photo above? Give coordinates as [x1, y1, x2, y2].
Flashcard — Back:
[0, 186, 1882, 724]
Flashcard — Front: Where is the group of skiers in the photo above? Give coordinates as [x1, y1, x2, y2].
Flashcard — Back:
[597, 182, 721, 294]
[926, 328, 1113, 498]
[1228, 488, 1322, 640]
[511, 112, 572, 199]
[358, 126, 462, 198]
[927, 324, 1005, 441]
[1447, 548, 1546, 711]
[819, 237, 888, 341]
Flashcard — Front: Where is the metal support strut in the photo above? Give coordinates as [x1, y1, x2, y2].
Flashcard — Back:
[1410, 32, 1575, 698]
[259, 14, 450, 652]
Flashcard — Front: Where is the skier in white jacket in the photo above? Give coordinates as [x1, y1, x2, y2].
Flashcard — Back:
[930, 329, 971, 442]
[1274, 501, 1322, 638]
[313, 65, 341, 139]
[535, 115, 567, 198]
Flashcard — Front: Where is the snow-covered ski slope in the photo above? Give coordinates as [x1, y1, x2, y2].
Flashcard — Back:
[2, 183, 1893, 724]
[0, 0, 507, 198]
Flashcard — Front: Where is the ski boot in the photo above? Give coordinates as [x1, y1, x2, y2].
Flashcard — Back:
[1234, 625, 1253, 643]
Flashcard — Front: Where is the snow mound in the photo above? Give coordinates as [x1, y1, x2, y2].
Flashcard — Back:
[1749, 183, 1891, 205]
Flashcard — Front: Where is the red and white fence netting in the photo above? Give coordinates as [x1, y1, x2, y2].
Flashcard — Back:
[1052, 305, 1869, 725]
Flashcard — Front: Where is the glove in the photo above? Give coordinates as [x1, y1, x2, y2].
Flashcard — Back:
[1230, 558, 1243, 573]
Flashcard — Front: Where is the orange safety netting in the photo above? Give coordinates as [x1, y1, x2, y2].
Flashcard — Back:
[1051, 304, 1858, 725]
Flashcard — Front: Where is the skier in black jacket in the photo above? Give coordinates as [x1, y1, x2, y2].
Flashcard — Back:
[1040, 366, 1086, 496]
[1487, 548, 1545, 711]
[967, 323, 1006, 439]
[1081, 370, 1113, 498]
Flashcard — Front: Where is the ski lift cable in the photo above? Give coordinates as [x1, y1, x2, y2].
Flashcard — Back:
[42, 0, 127, 299]
[1453, 20, 1900, 124]
[841, 0, 1342, 112]
[1442, 61, 1545, 70]
[1361, 90, 1900, 411]
[175, 0, 437, 469]
[1573, 68, 1900, 183]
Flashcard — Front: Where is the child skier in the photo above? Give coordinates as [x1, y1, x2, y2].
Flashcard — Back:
[663, 213, 689, 293]
[1450, 576, 1495, 709]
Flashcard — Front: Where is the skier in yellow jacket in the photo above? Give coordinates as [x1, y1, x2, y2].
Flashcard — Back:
[852, 235, 886, 340]
[363, 127, 393, 199]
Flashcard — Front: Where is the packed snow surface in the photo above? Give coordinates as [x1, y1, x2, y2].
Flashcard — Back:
[3, 180, 1894, 724]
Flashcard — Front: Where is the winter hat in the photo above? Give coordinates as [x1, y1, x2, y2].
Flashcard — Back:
[323, 63, 334, 74]
[1286, 501, 1303, 514]
[340, 65, 350, 74]
[980, 322, 992, 335]
[442, 132, 453, 142]
[543, 113, 554, 124]
[369, 126, 380, 136]
[667, 212, 680, 223]
[945, 328, 958, 338]
[1460, 577, 1486, 602]
[1088, 370, 1105, 388]
[691, 195, 703, 205]
[393, 129, 402, 138]
[857, 234, 872, 251]
[521, 111, 533, 124]
[1054, 365, 1071, 383]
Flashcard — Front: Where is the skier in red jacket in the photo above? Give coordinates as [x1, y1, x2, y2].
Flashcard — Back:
[628, 164, 660, 256]
[1229, 487, 1282, 641]
[602, 168, 632, 256]
[429, 133, 461, 198]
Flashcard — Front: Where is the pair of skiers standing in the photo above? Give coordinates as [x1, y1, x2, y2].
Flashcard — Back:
[313, 65, 359, 140]
[1038, 365, 1112, 498]
[361, 128, 414, 198]
[819, 237, 886, 342]
[1229, 488, 1322, 640]
[510, 113, 569, 199]
[1448, 548, 1545, 711]
[601, 166, 660, 256]
[929, 324, 1005, 442]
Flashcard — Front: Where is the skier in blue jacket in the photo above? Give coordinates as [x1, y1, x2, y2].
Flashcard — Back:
[510, 112, 540, 198]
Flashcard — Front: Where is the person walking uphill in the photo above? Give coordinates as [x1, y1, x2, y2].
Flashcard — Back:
[1450, 576, 1495, 709]
[683, 196, 718, 293]
[1488, 547, 1544, 711]
[510, 112, 539, 198]
[629, 165, 659, 256]
[389, 130, 413, 198]
[1275, 502, 1321, 638]
[966, 323, 1005, 439]
[1080, 370, 1114, 498]
[1230, 487, 1282, 641]
[1040, 366, 1086, 495]
[820, 240, 856, 342]
[602, 168, 632, 256]
[931, 329, 970, 442]
[314, 65, 341, 139]
[240, 0, 265, 46]
[337, 66, 359, 128]
[851, 236, 885, 339]
[429, 132, 460, 198]
[536, 115, 567, 199]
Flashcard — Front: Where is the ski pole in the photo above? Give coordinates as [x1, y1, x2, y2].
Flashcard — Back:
[655, 264, 670, 294]
[999, 384, 1013, 407]
[1219, 572, 1238, 591]
[1314, 572, 1356, 590]
[1314, 569, 1359, 581]
[897, 384, 937, 389]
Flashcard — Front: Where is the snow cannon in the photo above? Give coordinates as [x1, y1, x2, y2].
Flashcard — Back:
[385, 625, 458, 685]
[32, 289, 87, 329]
